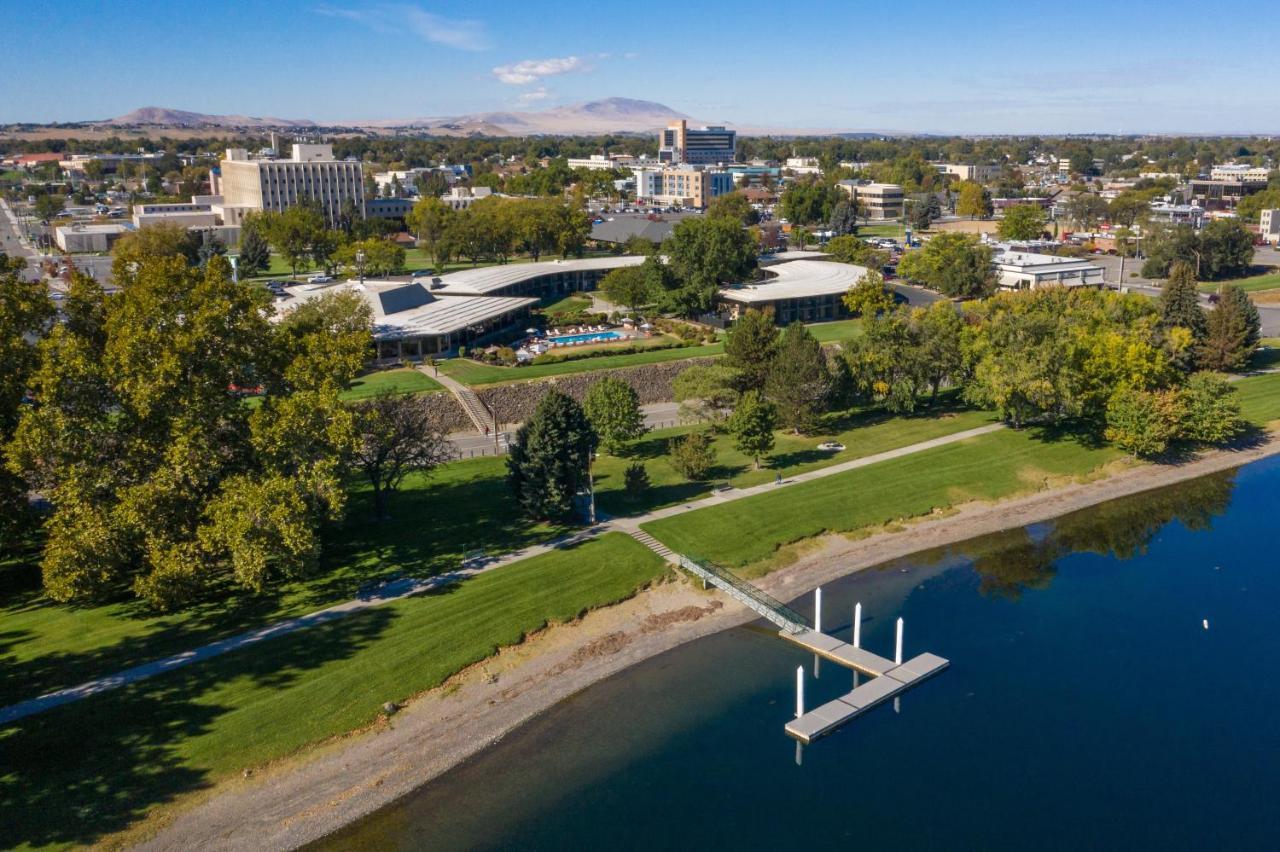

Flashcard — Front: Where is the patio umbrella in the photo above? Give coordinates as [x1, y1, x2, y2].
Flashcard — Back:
[525, 328, 538, 334]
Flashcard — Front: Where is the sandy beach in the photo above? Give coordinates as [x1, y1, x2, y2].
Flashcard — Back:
[130, 432, 1280, 851]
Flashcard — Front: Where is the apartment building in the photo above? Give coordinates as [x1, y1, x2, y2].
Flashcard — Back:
[646, 168, 734, 208]
[658, 120, 736, 165]
[218, 144, 364, 226]
[938, 163, 1002, 183]
[836, 181, 904, 220]
[1209, 164, 1271, 184]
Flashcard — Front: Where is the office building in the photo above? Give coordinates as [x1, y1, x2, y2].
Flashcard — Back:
[785, 157, 823, 175]
[645, 168, 734, 209]
[1188, 178, 1264, 210]
[1209, 164, 1271, 184]
[55, 223, 132, 252]
[218, 144, 364, 226]
[658, 120, 736, 165]
[718, 260, 866, 324]
[836, 181, 904, 220]
[993, 251, 1105, 291]
[1261, 209, 1280, 245]
[938, 163, 1002, 183]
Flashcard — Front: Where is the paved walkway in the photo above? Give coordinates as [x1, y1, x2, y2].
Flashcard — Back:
[0, 421, 1003, 726]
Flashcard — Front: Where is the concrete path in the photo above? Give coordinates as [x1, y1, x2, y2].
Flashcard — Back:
[0, 420, 1003, 726]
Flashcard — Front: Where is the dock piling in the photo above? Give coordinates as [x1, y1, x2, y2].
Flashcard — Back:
[853, 602, 862, 648]
[795, 666, 804, 718]
[814, 587, 822, 633]
[895, 617, 904, 665]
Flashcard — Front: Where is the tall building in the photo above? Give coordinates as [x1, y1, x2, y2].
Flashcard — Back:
[836, 181, 904, 221]
[658, 120, 736, 165]
[218, 144, 365, 226]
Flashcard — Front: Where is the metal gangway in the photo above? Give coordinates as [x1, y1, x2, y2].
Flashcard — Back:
[676, 555, 810, 634]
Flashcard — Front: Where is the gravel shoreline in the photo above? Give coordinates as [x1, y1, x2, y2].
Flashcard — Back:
[131, 433, 1280, 851]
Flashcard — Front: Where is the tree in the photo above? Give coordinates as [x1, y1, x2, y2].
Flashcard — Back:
[624, 461, 650, 495]
[828, 200, 860, 236]
[1199, 286, 1258, 372]
[1105, 387, 1180, 458]
[825, 234, 889, 270]
[955, 181, 991, 218]
[1065, 193, 1109, 230]
[404, 196, 457, 267]
[237, 221, 271, 278]
[997, 203, 1047, 241]
[1142, 220, 1254, 281]
[599, 265, 651, 313]
[350, 391, 456, 519]
[897, 232, 996, 299]
[661, 216, 757, 315]
[672, 363, 742, 428]
[706, 191, 759, 226]
[1158, 261, 1207, 351]
[727, 390, 777, 469]
[110, 222, 201, 281]
[779, 180, 844, 225]
[260, 203, 329, 280]
[766, 322, 831, 433]
[668, 431, 715, 480]
[1108, 193, 1151, 229]
[1179, 372, 1242, 444]
[335, 237, 406, 278]
[724, 307, 778, 390]
[197, 233, 227, 269]
[917, 301, 966, 398]
[506, 390, 597, 522]
[33, 193, 65, 222]
[842, 269, 895, 317]
[908, 195, 940, 232]
[583, 376, 646, 454]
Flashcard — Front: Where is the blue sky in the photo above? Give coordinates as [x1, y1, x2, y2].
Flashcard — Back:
[2, 0, 1276, 133]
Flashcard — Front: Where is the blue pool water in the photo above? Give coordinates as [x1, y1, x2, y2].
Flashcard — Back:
[549, 331, 622, 345]
[322, 458, 1280, 851]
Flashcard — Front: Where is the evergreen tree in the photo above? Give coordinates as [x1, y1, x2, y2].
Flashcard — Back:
[582, 376, 646, 454]
[828, 200, 860, 236]
[506, 390, 597, 522]
[1199, 288, 1256, 372]
[1220, 284, 1261, 351]
[724, 307, 778, 390]
[668, 431, 715, 480]
[237, 223, 271, 278]
[766, 322, 831, 433]
[1159, 261, 1207, 342]
[727, 390, 777, 469]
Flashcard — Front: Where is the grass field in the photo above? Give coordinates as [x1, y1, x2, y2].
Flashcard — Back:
[805, 318, 864, 343]
[1237, 370, 1280, 424]
[0, 457, 568, 710]
[340, 367, 442, 399]
[1198, 269, 1280, 294]
[252, 249, 617, 282]
[0, 533, 665, 851]
[641, 425, 1125, 572]
[857, 222, 908, 240]
[593, 403, 995, 516]
[539, 294, 593, 315]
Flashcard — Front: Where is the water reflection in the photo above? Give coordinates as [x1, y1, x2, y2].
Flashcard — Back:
[897, 470, 1236, 601]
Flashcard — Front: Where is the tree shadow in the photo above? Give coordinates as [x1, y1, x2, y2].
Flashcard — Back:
[0, 605, 396, 849]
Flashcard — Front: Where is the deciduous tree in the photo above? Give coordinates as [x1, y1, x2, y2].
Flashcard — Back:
[350, 391, 456, 519]
[583, 376, 646, 454]
[727, 390, 777, 469]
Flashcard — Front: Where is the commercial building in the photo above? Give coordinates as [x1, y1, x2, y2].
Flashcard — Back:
[1209, 164, 1271, 184]
[371, 165, 470, 197]
[218, 144, 364, 226]
[567, 153, 656, 171]
[439, 186, 497, 210]
[655, 168, 734, 208]
[55, 223, 132, 252]
[725, 164, 781, 187]
[1148, 202, 1205, 228]
[717, 259, 866, 324]
[1261, 209, 1280, 245]
[658, 120, 736, 166]
[1187, 178, 1263, 210]
[992, 251, 1105, 291]
[59, 152, 165, 174]
[632, 168, 663, 199]
[938, 163, 1002, 183]
[437, 256, 645, 299]
[785, 157, 823, 176]
[836, 181, 904, 220]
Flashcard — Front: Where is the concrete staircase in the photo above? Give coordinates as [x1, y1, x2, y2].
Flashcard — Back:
[629, 529, 677, 563]
[424, 366, 495, 434]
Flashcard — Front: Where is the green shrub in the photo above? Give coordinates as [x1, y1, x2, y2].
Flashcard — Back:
[668, 432, 716, 480]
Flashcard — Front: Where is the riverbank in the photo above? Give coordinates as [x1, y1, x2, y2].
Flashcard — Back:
[132, 429, 1280, 851]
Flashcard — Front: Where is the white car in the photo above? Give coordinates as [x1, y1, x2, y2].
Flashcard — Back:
[816, 441, 845, 452]
[307, 274, 334, 284]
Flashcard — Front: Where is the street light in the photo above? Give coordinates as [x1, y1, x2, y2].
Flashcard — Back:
[355, 248, 366, 286]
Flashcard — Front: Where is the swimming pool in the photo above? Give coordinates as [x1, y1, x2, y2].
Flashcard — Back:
[550, 331, 622, 345]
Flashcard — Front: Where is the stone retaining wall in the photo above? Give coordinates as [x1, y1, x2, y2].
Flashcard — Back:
[474, 357, 719, 424]
[421, 393, 475, 434]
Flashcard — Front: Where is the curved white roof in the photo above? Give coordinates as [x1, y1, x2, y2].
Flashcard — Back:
[437, 256, 646, 296]
[718, 259, 868, 303]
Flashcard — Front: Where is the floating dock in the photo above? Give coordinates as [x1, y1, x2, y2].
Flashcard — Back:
[781, 593, 949, 744]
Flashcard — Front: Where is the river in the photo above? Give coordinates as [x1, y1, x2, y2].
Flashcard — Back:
[319, 456, 1280, 851]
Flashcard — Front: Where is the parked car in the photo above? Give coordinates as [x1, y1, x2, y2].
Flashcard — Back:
[307, 274, 334, 284]
[411, 269, 436, 278]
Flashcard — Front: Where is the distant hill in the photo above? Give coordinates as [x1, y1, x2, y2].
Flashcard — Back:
[376, 97, 698, 135]
[102, 107, 316, 128]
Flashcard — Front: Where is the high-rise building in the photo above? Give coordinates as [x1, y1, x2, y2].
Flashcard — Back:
[218, 144, 365, 226]
[658, 120, 736, 165]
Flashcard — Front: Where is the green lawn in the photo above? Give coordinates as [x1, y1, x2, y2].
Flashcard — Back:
[439, 341, 725, 385]
[0, 533, 665, 851]
[594, 403, 995, 516]
[0, 457, 568, 710]
[806, 318, 864, 343]
[642, 425, 1124, 573]
[540, 294, 594, 315]
[340, 367, 442, 400]
[857, 222, 907, 240]
[1198, 269, 1280, 294]
[1237, 370, 1280, 424]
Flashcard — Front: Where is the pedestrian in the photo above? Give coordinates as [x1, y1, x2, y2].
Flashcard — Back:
[775, 472, 782, 486]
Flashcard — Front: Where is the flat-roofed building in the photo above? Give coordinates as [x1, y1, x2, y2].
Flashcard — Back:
[837, 181, 904, 220]
[55, 223, 132, 252]
[1188, 178, 1264, 210]
[1261, 209, 1280, 245]
[993, 251, 1105, 291]
[659, 120, 736, 165]
[938, 163, 1002, 183]
[653, 168, 734, 208]
[436, 256, 645, 299]
[717, 259, 866, 324]
[218, 144, 364, 226]
[1210, 164, 1271, 184]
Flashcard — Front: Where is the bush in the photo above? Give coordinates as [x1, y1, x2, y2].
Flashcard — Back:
[624, 462, 650, 494]
[668, 432, 716, 480]
[531, 338, 698, 365]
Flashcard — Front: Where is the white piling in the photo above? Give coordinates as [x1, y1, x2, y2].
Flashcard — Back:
[853, 602, 862, 648]
[894, 617, 904, 665]
[894, 696, 900, 714]
[814, 587, 823, 633]
[795, 666, 805, 718]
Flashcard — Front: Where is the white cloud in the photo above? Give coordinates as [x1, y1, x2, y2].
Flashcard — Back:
[492, 56, 584, 85]
[313, 3, 489, 51]
[518, 87, 552, 103]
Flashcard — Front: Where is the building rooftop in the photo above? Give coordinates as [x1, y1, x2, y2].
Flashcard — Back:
[994, 251, 1102, 272]
[55, 223, 132, 235]
[718, 259, 867, 303]
[281, 280, 536, 340]
[435, 256, 646, 296]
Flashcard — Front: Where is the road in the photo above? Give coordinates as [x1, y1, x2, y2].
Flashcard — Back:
[1, 199, 116, 287]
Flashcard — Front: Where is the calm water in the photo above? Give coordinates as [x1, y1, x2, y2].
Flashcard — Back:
[321, 457, 1280, 851]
